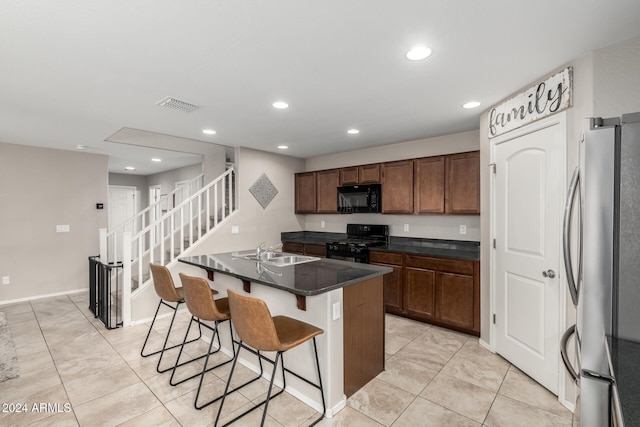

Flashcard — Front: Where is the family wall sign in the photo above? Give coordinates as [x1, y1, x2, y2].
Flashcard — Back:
[488, 67, 573, 138]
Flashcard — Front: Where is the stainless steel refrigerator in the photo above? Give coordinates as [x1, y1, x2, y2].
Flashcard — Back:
[562, 113, 640, 426]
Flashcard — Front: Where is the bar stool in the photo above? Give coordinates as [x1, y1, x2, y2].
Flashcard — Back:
[215, 289, 326, 427]
[140, 264, 215, 373]
[176, 274, 264, 410]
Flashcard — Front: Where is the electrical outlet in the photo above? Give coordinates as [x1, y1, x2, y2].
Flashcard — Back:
[2, 276, 9, 285]
[56, 224, 70, 233]
[459, 225, 467, 235]
[321, 220, 325, 228]
[332, 302, 341, 320]
[403, 224, 409, 232]
[231, 225, 239, 234]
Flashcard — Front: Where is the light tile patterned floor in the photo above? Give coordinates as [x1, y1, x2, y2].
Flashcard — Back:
[0, 293, 572, 426]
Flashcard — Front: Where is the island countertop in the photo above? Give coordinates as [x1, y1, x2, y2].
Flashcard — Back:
[178, 252, 392, 296]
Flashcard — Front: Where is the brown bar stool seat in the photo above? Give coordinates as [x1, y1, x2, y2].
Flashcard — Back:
[216, 289, 326, 427]
[140, 264, 216, 374]
[176, 274, 265, 410]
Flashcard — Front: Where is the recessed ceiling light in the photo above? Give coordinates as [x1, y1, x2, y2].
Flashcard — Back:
[406, 46, 432, 61]
[347, 129, 360, 135]
[277, 145, 289, 150]
[125, 166, 136, 171]
[272, 101, 289, 109]
[151, 158, 162, 162]
[462, 101, 481, 109]
[202, 129, 216, 135]
[75, 144, 87, 150]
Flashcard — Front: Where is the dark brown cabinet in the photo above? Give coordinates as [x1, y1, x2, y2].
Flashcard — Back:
[339, 167, 359, 185]
[369, 251, 403, 313]
[370, 250, 480, 336]
[282, 241, 326, 257]
[445, 151, 480, 214]
[295, 172, 316, 213]
[359, 164, 381, 183]
[381, 160, 414, 214]
[414, 156, 445, 213]
[339, 164, 381, 185]
[316, 169, 339, 213]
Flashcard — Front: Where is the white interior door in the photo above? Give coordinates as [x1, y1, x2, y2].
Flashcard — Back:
[492, 114, 565, 394]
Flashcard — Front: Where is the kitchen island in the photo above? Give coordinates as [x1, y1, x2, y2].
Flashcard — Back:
[178, 251, 392, 417]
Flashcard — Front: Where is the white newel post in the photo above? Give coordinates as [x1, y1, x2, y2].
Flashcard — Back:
[122, 231, 132, 327]
[99, 228, 107, 260]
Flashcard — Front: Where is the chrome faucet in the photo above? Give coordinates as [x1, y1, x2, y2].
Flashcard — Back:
[256, 241, 283, 261]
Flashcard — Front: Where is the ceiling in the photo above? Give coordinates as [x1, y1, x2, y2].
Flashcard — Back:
[2, 1, 640, 175]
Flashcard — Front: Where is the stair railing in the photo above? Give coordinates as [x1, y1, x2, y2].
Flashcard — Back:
[99, 166, 236, 326]
[105, 173, 204, 264]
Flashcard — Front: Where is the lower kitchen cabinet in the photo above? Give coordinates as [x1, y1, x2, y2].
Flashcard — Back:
[371, 250, 480, 336]
[369, 251, 403, 313]
[282, 241, 326, 257]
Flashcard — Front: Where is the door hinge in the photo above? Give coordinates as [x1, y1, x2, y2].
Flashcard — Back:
[489, 163, 496, 174]
[493, 238, 496, 249]
[493, 314, 496, 324]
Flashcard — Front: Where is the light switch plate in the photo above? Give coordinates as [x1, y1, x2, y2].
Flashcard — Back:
[2, 276, 9, 285]
[459, 225, 467, 235]
[321, 220, 325, 228]
[332, 302, 341, 320]
[56, 224, 70, 233]
[403, 224, 409, 232]
[231, 226, 239, 234]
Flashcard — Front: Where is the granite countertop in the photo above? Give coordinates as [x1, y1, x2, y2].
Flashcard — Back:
[281, 231, 480, 261]
[179, 252, 392, 297]
[607, 336, 640, 426]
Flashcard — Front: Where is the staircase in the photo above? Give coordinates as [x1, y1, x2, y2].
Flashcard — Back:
[94, 165, 237, 327]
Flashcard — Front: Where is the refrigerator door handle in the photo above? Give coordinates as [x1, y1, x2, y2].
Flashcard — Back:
[563, 166, 581, 306]
[560, 324, 579, 382]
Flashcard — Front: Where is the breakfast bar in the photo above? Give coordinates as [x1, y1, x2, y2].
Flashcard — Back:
[178, 251, 392, 416]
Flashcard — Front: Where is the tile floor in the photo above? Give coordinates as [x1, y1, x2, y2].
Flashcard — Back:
[0, 293, 573, 426]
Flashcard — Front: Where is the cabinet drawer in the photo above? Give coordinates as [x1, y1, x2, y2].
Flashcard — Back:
[369, 251, 402, 265]
[304, 244, 327, 257]
[405, 255, 474, 275]
[282, 242, 304, 254]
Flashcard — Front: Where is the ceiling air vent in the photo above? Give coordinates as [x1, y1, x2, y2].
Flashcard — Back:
[156, 96, 199, 113]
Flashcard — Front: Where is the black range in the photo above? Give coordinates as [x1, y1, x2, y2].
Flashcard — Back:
[326, 224, 389, 263]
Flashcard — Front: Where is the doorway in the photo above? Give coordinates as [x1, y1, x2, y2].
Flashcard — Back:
[490, 113, 567, 394]
[108, 185, 136, 263]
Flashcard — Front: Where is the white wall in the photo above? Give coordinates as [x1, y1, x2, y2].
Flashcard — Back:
[0, 142, 108, 303]
[593, 36, 640, 118]
[303, 130, 481, 241]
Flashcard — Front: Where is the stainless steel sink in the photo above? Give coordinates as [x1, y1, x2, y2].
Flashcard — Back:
[264, 255, 320, 267]
[233, 251, 319, 266]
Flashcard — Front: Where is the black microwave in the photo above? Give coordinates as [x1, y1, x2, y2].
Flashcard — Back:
[337, 184, 381, 213]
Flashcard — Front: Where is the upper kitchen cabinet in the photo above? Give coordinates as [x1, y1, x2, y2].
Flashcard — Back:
[295, 172, 316, 213]
[358, 164, 381, 184]
[445, 151, 480, 214]
[316, 169, 340, 213]
[381, 160, 414, 213]
[414, 156, 445, 213]
[339, 164, 381, 185]
[339, 167, 359, 185]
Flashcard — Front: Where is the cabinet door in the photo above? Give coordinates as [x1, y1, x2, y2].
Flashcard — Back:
[339, 167, 359, 185]
[372, 262, 403, 313]
[445, 151, 480, 214]
[359, 164, 381, 183]
[414, 156, 445, 213]
[295, 172, 316, 213]
[316, 169, 339, 213]
[404, 267, 435, 320]
[436, 272, 475, 330]
[381, 160, 414, 213]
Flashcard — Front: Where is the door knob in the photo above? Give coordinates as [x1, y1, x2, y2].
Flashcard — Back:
[542, 269, 556, 278]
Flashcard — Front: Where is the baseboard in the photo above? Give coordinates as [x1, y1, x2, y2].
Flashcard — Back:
[0, 288, 87, 307]
[478, 337, 493, 352]
[129, 307, 190, 326]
